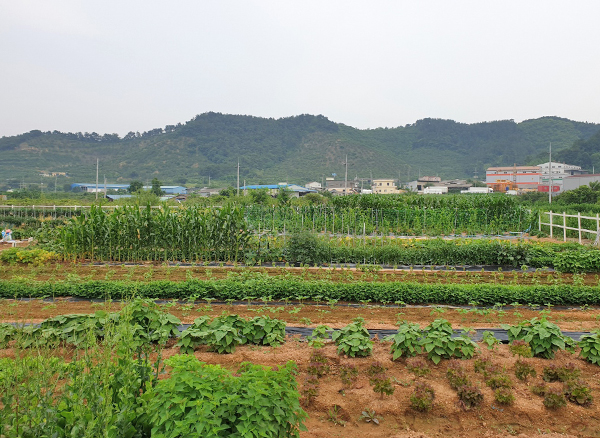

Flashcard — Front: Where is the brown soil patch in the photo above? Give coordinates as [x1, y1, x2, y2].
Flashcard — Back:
[2, 299, 599, 332]
[0, 263, 598, 286]
[3, 341, 600, 437]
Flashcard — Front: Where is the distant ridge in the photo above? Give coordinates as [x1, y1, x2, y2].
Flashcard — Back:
[1, 113, 599, 187]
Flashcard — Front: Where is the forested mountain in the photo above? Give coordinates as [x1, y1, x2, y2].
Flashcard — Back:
[1, 113, 598, 189]
[553, 130, 600, 172]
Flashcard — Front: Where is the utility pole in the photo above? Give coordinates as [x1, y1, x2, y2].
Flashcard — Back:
[236, 159, 240, 197]
[54, 174, 57, 194]
[95, 158, 99, 200]
[548, 142, 552, 204]
[343, 154, 348, 195]
[104, 175, 107, 198]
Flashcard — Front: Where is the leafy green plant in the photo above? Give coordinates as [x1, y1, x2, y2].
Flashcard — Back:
[502, 317, 574, 359]
[564, 379, 593, 406]
[481, 331, 501, 350]
[0, 323, 16, 348]
[514, 360, 536, 381]
[242, 316, 286, 346]
[473, 357, 492, 374]
[331, 317, 373, 358]
[543, 388, 567, 409]
[358, 409, 382, 425]
[327, 405, 347, 427]
[339, 363, 358, 390]
[578, 330, 600, 365]
[385, 321, 422, 360]
[485, 373, 512, 390]
[494, 387, 515, 405]
[307, 325, 330, 349]
[542, 363, 581, 382]
[446, 361, 469, 390]
[532, 383, 548, 396]
[420, 319, 477, 364]
[406, 357, 430, 377]
[410, 382, 435, 412]
[457, 385, 483, 410]
[146, 356, 307, 437]
[508, 340, 533, 358]
[307, 351, 330, 378]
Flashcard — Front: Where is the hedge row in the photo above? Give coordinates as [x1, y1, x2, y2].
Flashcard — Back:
[2, 278, 600, 306]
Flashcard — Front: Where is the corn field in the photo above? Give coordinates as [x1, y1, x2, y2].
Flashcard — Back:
[60, 205, 250, 262]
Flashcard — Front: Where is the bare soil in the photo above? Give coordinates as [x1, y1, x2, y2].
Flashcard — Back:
[0, 263, 598, 286]
[2, 299, 599, 332]
[2, 338, 599, 437]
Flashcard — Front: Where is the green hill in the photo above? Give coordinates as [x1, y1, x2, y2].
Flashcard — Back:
[1, 113, 598, 189]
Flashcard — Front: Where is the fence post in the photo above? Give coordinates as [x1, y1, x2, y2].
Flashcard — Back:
[595, 214, 600, 246]
[549, 211, 553, 239]
[578, 212, 582, 244]
[563, 211, 567, 242]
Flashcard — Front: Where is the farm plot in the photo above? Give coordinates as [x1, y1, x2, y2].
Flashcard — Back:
[2, 299, 600, 438]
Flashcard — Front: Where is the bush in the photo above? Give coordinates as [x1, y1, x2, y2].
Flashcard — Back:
[553, 250, 600, 273]
[386, 321, 422, 360]
[331, 317, 373, 357]
[420, 319, 477, 364]
[457, 385, 484, 410]
[578, 330, 600, 365]
[286, 232, 323, 265]
[0, 248, 58, 265]
[502, 317, 574, 359]
[410, 382, 435, 412]
[146, 356, 307, 438]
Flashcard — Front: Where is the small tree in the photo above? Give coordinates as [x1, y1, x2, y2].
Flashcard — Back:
[128, 180, 143, 193]
[277, 187, 292, 206]
[151, 178, 163, 196]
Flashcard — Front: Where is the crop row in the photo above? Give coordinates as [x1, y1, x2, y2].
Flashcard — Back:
[2, 277, 600, 305]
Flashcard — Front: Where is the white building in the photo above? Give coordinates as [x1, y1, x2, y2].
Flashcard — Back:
[305, 181, 322, 190]
[537, 161, 586, 193]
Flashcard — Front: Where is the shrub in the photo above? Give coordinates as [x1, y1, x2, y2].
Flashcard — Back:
[494, 387, 515, 405]
[242, 316, 286, 346]
[406, 357, 430, 377]
[286, 232, 323, 265]
[502, 317, 574, 359]
[543, 388, 567, 409]
[542, 363, 581, 383]
[331, 317, 373, 358]
[446, 361, 469, 390]
[578, 330, 600, 365]
[420, 319, 477, 364]
[0, 248, 58, 266]
[385, 321, 422, 359]
[410, 382, 435, 412]
[457, 385, 484, 410]
[564, 379, 593, 406]
[145, 356, 307, 438]
[514, 360, 536, 381]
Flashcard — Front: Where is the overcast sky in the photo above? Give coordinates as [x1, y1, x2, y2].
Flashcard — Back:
[1, 0, 599, 137]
